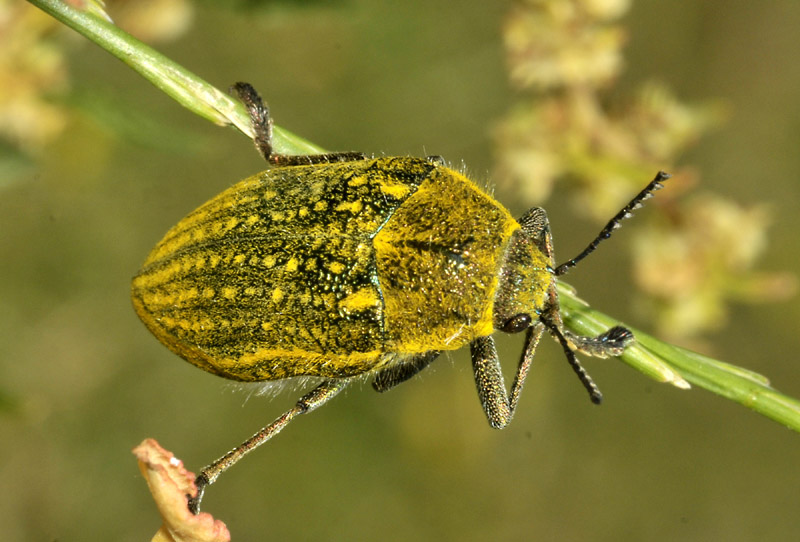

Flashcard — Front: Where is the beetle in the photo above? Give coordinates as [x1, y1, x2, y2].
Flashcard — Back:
[131, 82, 668, 513]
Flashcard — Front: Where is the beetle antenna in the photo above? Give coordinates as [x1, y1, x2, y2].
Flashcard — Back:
[542, 320, 603, 404]
[554, 171, 670, 276]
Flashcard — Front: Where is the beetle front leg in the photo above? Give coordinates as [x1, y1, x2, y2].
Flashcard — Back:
[564, 326, 634, 358]
[470, 325, 544, 429]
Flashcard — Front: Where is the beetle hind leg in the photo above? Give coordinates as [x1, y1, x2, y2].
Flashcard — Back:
[231, 82, 367, 166]
[188, 378, 348, 514]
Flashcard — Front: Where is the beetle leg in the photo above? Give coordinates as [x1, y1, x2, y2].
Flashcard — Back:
[371, 351, 441, 393]
[564, 326, 635, 358]
[188, 378, 348, 514]
[270, 152, 369, 167]
[231, 82, 367, 166]
[540, 318, 604, 404]
[470, 325, 544, 429]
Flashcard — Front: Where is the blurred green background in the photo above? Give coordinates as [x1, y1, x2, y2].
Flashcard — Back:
[3, 1, 800, 540]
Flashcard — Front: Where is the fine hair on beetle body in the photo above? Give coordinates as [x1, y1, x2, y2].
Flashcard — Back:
[131, 82, 668, 514]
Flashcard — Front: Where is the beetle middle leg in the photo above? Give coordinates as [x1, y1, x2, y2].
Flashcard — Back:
[470, 325, 544, 429]
[372, 351, 441, 393]
[188, 378, 348, 514]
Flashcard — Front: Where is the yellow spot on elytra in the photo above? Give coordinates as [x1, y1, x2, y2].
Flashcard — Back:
[222, 287, 237, 300]
[299, 207, 309, 217]
[264, 189, 278, 200]
[195, 257, 206, 270]
[261, 321, 273, 332]
[335, 200, 363, 214]
[234, 254, 246, 265]
[379, 179, 412, 199]
[210, 254, 221, 268]
[263, 255, 276, 268]
[314, 201, 328, 212]
[202, 287, 215, 298]
[244, 287, 257, 296]
[286, 257, 299, 272]
[238, 193, 258, 205]
[270, 211, 285, 221]
[328, 261, 345, 274]
[272, 288, 285, 303]
[183, 287, 199, 301]
[246, 215, 260, 226]
[249, 256, 260, 266]
[299, 291, 311, 305]
[348, 176, 368, 187]
[157, 292, 171, 306]
[338, 288, 379, 314]
[226, 216, 239, 230]
[211, 222, 223, 235]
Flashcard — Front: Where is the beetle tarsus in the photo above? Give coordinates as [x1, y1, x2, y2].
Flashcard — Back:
[187, 472, 209, 515]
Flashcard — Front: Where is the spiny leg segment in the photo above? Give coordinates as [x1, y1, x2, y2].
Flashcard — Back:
[470, 325, 544, 429]
[231, 82, 366, 166]
[189, 379, 348, 514]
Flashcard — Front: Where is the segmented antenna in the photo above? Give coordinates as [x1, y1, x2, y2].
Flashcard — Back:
[554, 171, 670, 276]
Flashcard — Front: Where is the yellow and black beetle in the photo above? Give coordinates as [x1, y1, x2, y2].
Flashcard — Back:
[131, 83, 667, 513]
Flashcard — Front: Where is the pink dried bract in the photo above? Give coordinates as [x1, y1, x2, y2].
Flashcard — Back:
[133, 439, 230, 542]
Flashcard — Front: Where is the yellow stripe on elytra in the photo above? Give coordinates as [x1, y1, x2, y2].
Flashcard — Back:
[147, 184, 260, 264]
[230, 347, 383, 377]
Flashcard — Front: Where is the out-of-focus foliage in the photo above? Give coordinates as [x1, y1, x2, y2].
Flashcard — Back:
[494, 0, 795, 341]
[0, 0, 193, 187]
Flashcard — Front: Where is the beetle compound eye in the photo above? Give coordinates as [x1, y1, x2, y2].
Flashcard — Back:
[502, 314, 531, 333]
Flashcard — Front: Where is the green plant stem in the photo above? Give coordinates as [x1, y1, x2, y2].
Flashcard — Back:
[27, 0, 321, 155]
[559, 284, 800, 432]
[28, 0, 800, 433]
